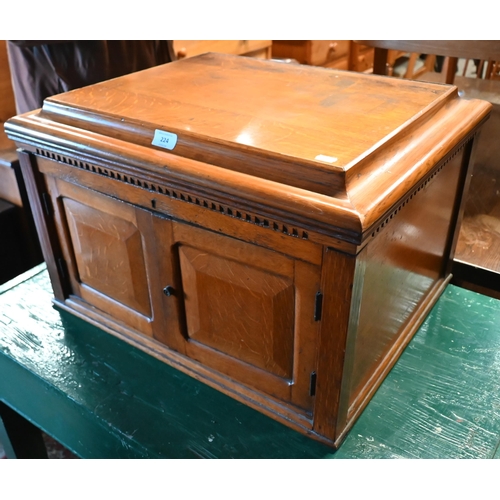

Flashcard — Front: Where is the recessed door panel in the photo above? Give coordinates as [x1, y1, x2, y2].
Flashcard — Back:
[47, 178, 161, 336]
[158, 221, 321, 411]
[63, 198, 151, 316]
[178, 243, 295, 379]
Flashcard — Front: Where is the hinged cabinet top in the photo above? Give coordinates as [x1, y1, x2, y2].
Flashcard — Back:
[42, 53, 451, 172]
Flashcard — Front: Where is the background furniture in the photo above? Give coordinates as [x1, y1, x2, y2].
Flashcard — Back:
[2, 265, 500, 458]
[358, 40, 500, 84]
[0, 40, 43, 284]
[173, 40, 272, 60]
[357, 40, 500, 299]
[271, 40, 354, 69]
[271, 40, 406, 73]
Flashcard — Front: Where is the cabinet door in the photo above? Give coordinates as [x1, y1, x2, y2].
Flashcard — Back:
[46, 177, 176, 338]
[155, 219, 322, 412]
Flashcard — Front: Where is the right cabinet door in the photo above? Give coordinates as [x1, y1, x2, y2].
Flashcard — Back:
[153, 216, 322, 413]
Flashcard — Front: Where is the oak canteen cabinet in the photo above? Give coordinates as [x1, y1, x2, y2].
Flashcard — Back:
[5, 53, 491, 448]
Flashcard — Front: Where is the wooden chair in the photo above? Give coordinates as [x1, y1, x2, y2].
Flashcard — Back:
[356, 40, 500, 84]
[485, 60, 500, 80]
[355, 41, 500, 298]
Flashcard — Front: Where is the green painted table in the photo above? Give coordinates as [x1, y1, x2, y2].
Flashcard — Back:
[1, 264, 500, 459]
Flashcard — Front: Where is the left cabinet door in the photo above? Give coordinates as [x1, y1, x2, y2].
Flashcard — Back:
[45, 176, 179, 339]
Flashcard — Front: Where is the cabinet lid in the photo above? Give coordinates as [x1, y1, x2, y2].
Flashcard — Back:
[37, 54, 457, 191]
[5, 53, 491, 241]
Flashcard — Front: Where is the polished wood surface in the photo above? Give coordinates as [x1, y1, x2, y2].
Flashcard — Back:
[11, 54, 489, 219]
[41, 57, 454, 178]
[348, 148, 465, 409]
[5, 54, 491, 447]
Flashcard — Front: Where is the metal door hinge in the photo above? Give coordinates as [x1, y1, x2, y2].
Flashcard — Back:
[41, 193, 53, 217]
[314, 291, 323, 321]
[309, 371, 317, 396]
[57, 258, 68, 280]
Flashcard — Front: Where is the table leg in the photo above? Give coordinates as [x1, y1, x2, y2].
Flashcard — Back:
[0, 401, 48, 459]
[373, 47, 389, 75]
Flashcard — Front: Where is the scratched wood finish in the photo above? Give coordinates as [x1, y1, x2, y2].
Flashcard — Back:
[22, 53, 489, 202]
[4, 54, 491, 447]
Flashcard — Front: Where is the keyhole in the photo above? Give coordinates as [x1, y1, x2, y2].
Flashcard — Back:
[163, 285, 175, 297]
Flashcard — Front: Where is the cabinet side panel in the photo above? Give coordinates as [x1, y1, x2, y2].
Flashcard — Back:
[347, 151, 465, 414]
[17, 152, 69, 300]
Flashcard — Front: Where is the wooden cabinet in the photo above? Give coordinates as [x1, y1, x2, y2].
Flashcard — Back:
[272, 40, 375, 71]
[174, 40, 272, 60]
[348, 41, 375, 72]
[44, 174, 320, 410]
[5, 53, 491, 447]
[272, 40, 351, 69]
[272, 40, 406, 74]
